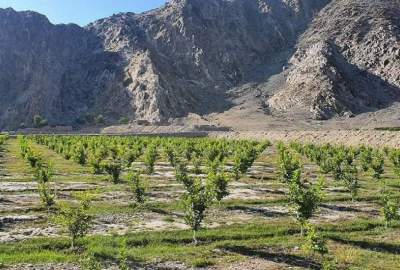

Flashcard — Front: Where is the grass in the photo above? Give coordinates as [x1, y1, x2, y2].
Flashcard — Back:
[1, 137, 400, 269]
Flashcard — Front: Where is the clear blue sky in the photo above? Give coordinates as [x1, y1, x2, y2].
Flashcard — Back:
[0, 0, 167, 25]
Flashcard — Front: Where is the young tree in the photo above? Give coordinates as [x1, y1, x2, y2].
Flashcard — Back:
[288, 171, 324, 235]
[359, 147, 373, 173]
[341, 163, 359, 201]
[181, 178, 212, 245]
[381, 191, 400, 228]
[101, 160, 122, 184]
[389, 149, 400, 180]
[143, 144, 158, 174]
[302, 222, 328, 257]
[38, 182, 56, 208]
[128, 171, 146, 204]
[55, 192, 94, 249]
[72, 144, 87, 165]
[207, 171, 230, 204]
[277, 145, 301, 183]
[371, 151, 385, 180]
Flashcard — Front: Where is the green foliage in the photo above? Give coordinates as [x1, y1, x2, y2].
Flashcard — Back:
[72, 144, 87, 165]
[101, 160, 122, 184]
[302, 223, 328, 256]
[128, 171, 146, 204]
[277, 144, 301, 183]
[54, 192, 94, 249]
[389, 149, 400, 179]
[80, 253, 101, 270]
[88, 152, 103, 174]
[38, 182, 56, 208]
[143, 144, 158, 174]
[119, 117, 130, 125]
[288, 171, 324, 233]
[359, 147, 373, 172]
[381, 191, 400, 228]
[33, 115, 48, 128]
[94, 115, 105, 125]
[371, 150, 385, 180]
[341, 163, 359, 201]
[207, 171, 230, 203]
[181, 178, 213, 244]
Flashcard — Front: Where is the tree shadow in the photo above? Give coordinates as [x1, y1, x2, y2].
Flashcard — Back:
[320, 203, 364, 213]
[223, 245, 322, 269]
[329, 236, 400, 254]
[226, 205, 288, 218]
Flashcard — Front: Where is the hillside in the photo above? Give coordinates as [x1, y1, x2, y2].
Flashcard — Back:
[0, 0, 399, 129]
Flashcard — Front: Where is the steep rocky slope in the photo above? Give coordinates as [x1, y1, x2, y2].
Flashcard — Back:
[0, 0, 399, 129]
[0, 0, 328, 128]
[0, 8, 132, 129]
[268, 0, 400, 119]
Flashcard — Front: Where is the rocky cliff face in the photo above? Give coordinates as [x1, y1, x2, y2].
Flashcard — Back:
[268, 0, 400, 119]
[0, 0, 399, 129]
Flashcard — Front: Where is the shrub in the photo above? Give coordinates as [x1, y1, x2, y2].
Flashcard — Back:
[38, 182, 56, 208]
[181, 178, 213, 244]
[277, 144, 301, 183]
[207, 171, 230, 204]
[143, 144, 158, 174]
[54, 192, 94, 249]
[101, 160, 122, 184]
[288, 171, 324, 235]
[119, 117, 130, 125]
[371, 151, 384, 180]
[302, 223, 328, 256]
[381, 191, 400, 228]
[128, 171, 146, 204]
[95, 115, 106, 125]
[33, 115, 48, 128]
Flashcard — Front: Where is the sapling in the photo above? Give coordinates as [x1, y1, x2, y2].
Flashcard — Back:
[55, 192, 94, 249]
[101, 159, 122, 184]
[359, 147, 373, 172]
[128, 171, 146, 204]
[371, 150, 385, 180]
[207, 171, 230, 204]
[389, 149, 400, 180]
[381, 191, 400, 228]
[288, 171, 324, 235]
[341, 163, 359, 201]
[278, 145, 301, 183]
[72, 144, 87, 165]
[302, 222, 328, 257]
[143, 144, 158, 174]
[181, 178, 212, 244]
[38, 182, 56, 208]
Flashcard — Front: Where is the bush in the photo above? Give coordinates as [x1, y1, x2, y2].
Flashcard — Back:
[101, 160, 122, 184]
[119, 117, 130, 125]
[33, 115, 48, 128]
[181, 178, 213, 244]
[95, 115, 106, 125]
[371, 151, 384, 180]
[277, 144, 301, 183]
[54, 192, 94, 249]
[128, 171, 146, 204]
[207, 171, 230, 204]
[288, 171, 324, 235]
[143, 144, 158, 174]
[381, 191, 400, 228]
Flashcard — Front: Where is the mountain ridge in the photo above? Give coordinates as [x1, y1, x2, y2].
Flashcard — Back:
[0, 0, 399, 129]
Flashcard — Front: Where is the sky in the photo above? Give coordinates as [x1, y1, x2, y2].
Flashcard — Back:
[0, 0, 167, 26]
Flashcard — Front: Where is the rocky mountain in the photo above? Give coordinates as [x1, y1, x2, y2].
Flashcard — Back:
[268, 0, 400, 120]
[0, 0, 399, 129]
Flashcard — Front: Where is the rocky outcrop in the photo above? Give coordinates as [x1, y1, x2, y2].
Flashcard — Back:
[268, 0, 400, 119]
[0, 0, 399, 128]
